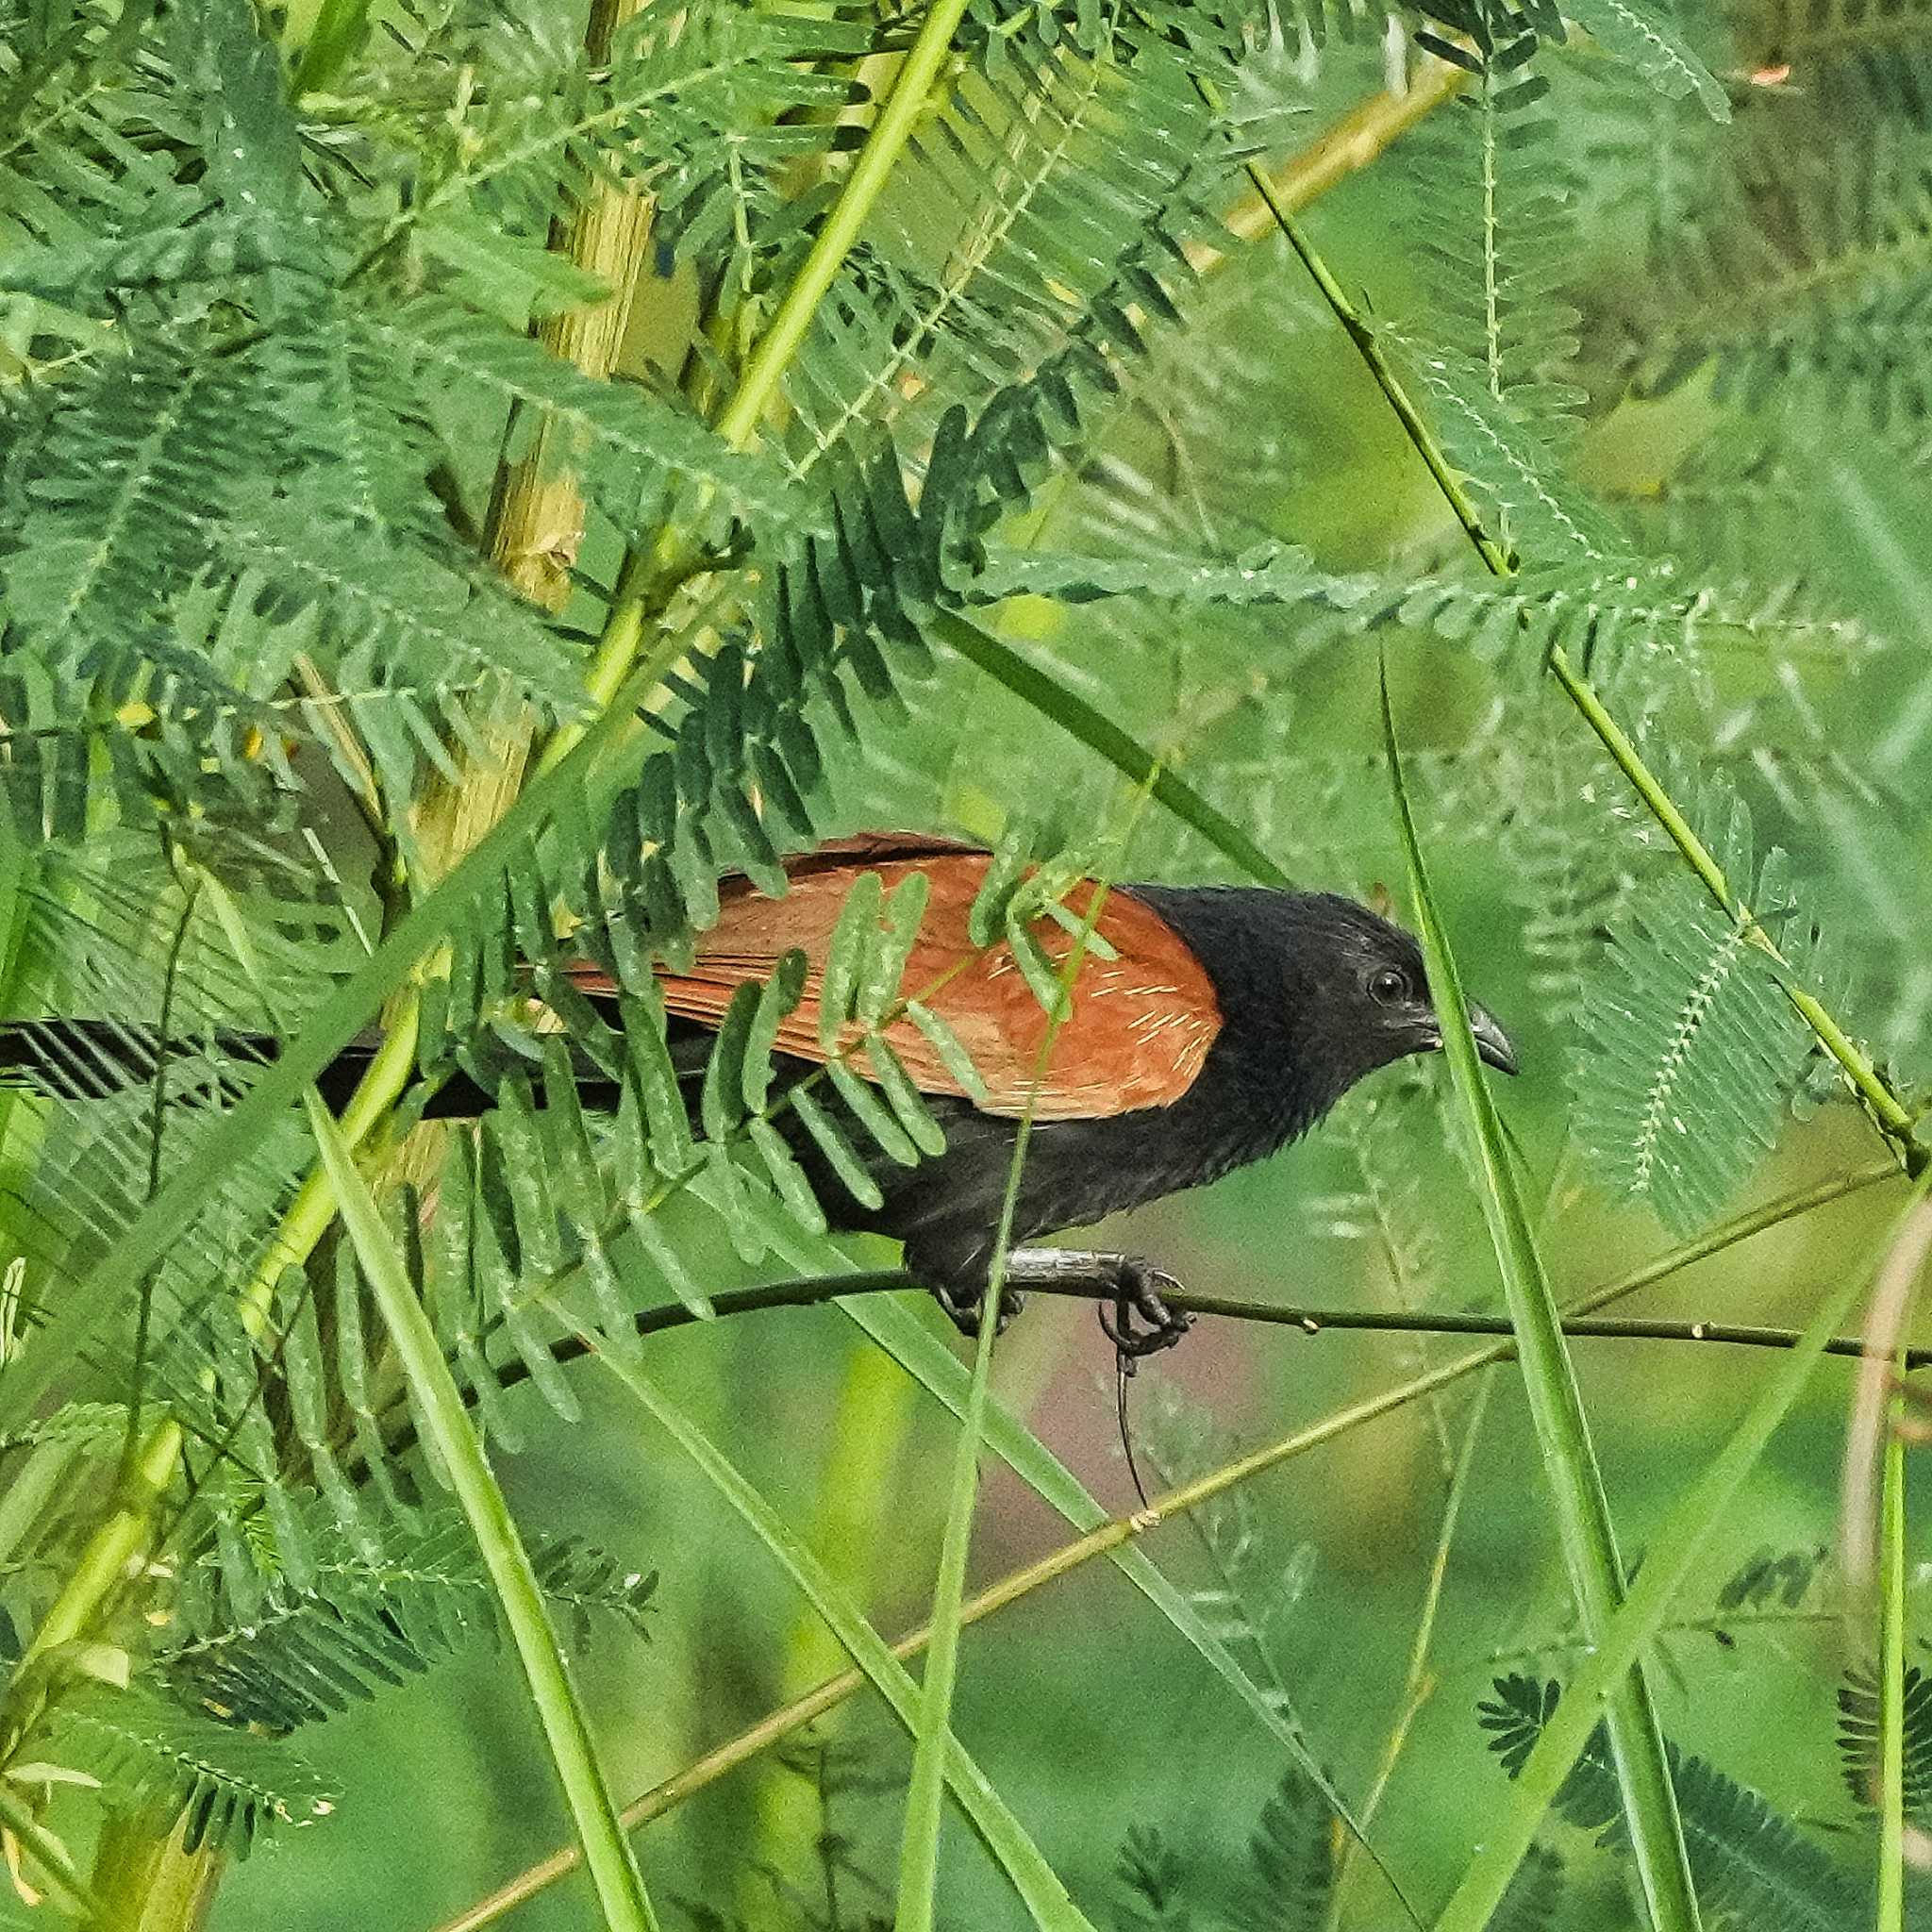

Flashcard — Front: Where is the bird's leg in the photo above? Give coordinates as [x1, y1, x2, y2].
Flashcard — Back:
[1004, 1249, 1194, 1359]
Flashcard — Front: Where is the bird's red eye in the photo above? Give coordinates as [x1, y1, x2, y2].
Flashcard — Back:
[1368, 967, 1408, 1007]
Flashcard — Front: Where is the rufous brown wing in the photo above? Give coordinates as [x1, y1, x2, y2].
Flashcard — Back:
[567, 837, 1223, 1122]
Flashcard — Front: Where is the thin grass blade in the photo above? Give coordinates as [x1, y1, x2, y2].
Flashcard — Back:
[1435, 1175, 1932, 1931]
[839, 1294, 1420, 1926]
[930, 613, 1291, 890]
[895, 1262, 1002, 1930]
[1879, 1374, 1907, 1932]
[306, 1096, 659, 1932]
[896, 869, 1118, 1932]
[573, 1327, 1097, 1932]
[1382, 665, 1700, 1932]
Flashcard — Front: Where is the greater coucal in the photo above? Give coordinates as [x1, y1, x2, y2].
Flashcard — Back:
[4, 833, 1517, 1350]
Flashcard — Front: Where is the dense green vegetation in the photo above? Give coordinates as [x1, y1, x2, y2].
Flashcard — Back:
[2, 0, 1931, 1924]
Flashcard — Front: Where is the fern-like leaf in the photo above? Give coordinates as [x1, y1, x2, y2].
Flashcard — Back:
[164, 1502, 654, 1730]
[1405, 0, 1588, 460]
[1838, 1661, 1932, 1817]
[1574, 845, 1830, 1233]
[1480, 1675, 1866, 1926]
[3, 344, 276, 656]
[33, 1684, 336, 1856]
[363, 298, 805, 540]
[1230, 1767, 1336, 1930]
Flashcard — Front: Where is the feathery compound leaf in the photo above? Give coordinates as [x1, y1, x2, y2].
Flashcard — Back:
[1621, 106, 1932, 424]
[968, 541, 1339, 606]
[1382, 562, 1871, 679]
[0, 208, 316, 307]
[1231, 1767, 1337, 1930]
[1839, 1662, 1932, 1817]
[1717, 1543, 1829, 1614]
[4, 346, 275, 656]
[176, 0, 308, 217]
[35, 1685, 336, 1857]
[1403, 8, 1587, 458]
[1560, 0, 1728, 117]
[1491, 1845, 1568, 1932]
[1112, 1826, 1190, 1929]
[1387, 328, 1635, 572]
[780, 15, 1237, 475]
[394, 5, 863, 256]
[165, 1501, 655, 1732]
[366, 300, 805, 539]
[219, 487, 592, 720]
[1481, 1676, 1863, 1928]
[1134, 1378, 1318, 1739]
[1574, 867, 1819, 1234]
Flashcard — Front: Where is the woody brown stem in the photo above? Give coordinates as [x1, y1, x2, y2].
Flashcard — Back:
[414, 0, 655, 878]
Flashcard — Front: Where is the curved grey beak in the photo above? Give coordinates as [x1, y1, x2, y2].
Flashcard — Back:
[1470, 1003, 1520, 1076]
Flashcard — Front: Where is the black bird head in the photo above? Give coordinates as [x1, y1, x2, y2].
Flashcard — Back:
[1279, 892, 1519, 1100]
[1124, 883, 1522, 1146]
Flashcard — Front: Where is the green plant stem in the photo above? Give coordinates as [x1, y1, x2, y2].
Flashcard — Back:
[894, 867, 1111, 1932]
[541, 0, 975, 774]
[434, 1358, 1461, 1932]
[1330, 1369, 1494, 1932]
[309, 1094, 658, 1932]
[1188, 56, 1467, 276]
[423, 1161, 1900, 1932]
[576, 1329, 1094, 1932]
[1867, 1225, 1925, 1932]
[3, 39, 1476, 1734]
[1878, 1374, 1907, 1932]
[1388, 671, 1701, 1932]
[894, 1261, 1001, 1931]
[1220, 81, 1924, 1173]
[930, 612, 1291, 887]
[1434, 1173, 1932, 1932]
[91, 1811, 225, 1932]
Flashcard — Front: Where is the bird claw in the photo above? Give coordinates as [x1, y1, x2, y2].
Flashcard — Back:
[1097, 1259, 1192, 1366]
[932, 1279, 1026, 1341]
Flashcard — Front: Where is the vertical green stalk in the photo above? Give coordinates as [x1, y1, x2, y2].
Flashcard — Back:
[544, 0, 976, 773]
[893, 865, 1122, 1932]
[893, 1257, 1002, 1931]
[1434, 1175, 1932, 1932]
[1384, 672, 1701, 1932]
[575, 1329, 1095, 1930]
[307, 1096, 659, 1932]
[742, 1340, 917, 1925]
[1324, 1372, 1494, 1932]
[1876, 1340, 1911, 1932]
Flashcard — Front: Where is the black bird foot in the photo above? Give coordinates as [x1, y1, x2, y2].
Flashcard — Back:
[930, 1278, 1027, 1341]
[1096, 1258, 1192, 1364]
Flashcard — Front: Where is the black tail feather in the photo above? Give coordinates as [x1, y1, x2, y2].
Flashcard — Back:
[0, 1018, 643, 1119]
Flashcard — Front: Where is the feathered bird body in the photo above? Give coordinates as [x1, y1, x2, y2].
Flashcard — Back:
[0, 833, 1516, 1340]
[813, 883, 1451, 1293]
